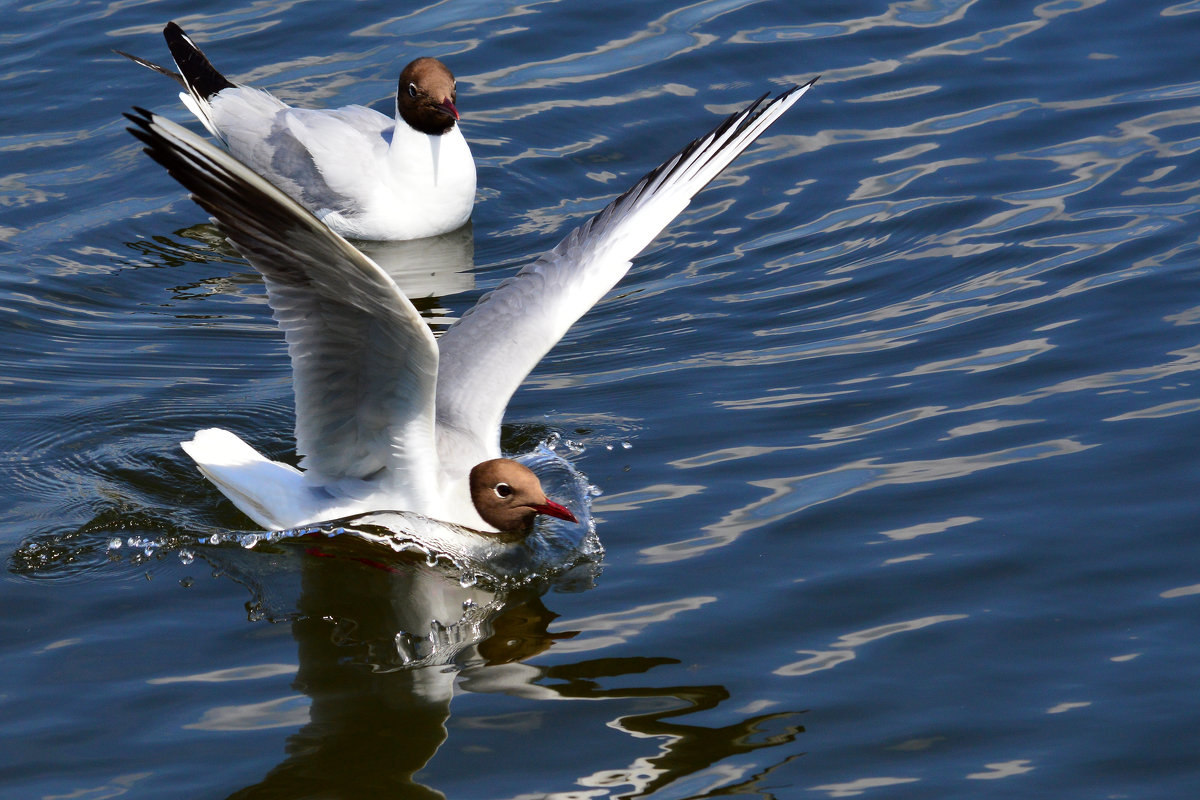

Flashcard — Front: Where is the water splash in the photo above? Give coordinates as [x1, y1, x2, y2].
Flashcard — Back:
[189, 440, 603, 589]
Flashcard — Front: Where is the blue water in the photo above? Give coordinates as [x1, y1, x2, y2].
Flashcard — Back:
[4, 1, 1200, 797]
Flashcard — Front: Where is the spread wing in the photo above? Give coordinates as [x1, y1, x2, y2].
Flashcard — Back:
[126, 109, 443, 508]
[434, 79, 818, 476]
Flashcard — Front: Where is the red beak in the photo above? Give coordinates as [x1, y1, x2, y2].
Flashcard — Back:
[531, 500, 578, 524]
[439, 98, 460, 120]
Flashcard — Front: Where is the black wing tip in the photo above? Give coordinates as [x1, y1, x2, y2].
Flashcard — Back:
[123, 107, 151, 145]
[115, 47, 187, 87]
[768, 75, 820, 105]
[162, 20, 235, 99]
[123, 109, 216, 199]
[123, 106, 154, 132]
[735, 77, 818, 131]
[122, 104, 270, 233]
[123, 108, 184, 179]
[584, 79, 817, 236]
[764, 75, 819, 108]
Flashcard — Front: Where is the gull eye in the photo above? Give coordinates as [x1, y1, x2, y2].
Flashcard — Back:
[493, 482, 514, 499]
[408, 82, 418, 98]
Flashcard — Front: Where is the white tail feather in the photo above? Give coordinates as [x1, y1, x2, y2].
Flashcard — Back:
[180, 428, 302, 529]
[178, 92, 224, 143]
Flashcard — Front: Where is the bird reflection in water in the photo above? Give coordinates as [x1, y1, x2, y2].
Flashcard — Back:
[210, 536, 583, 800]
[128, 220, 476, 331]
[209, 538, 806, 800]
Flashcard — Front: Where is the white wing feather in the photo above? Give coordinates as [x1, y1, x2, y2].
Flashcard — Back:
[434, 80, 818, 476]
[127, 111, 443, 518]
[126, 78, 816, 530]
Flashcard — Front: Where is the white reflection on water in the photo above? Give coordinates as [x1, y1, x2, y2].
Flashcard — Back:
[875, 515, 980, 542]
[1160, 583, 1200, 598]
[148, 663, 297, 684]
[462, 0, 761, 94]
[575, 760, 758, 800]
[943, 418, 1040, 439]
[590, 482, 705, 514]
[184, 694, 311, 732]
[40, 772, 154, 800]
[808, 775, 921, 797]
[470, 84, 696, 128]
[849, 154, 981, 201]
[897, 337, 1055, 376]
[1105, 397, 1200, 420]
[705, 339, 1200, 461]
[966, 759, 1035, 780]
[643, 439, 1090, 562]
[774, 613, 968, 677]
[551, 596, 718, 654]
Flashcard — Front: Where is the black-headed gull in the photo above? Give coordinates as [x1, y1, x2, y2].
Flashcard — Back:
[124, 77, 817, 542]
[118, 22, 475, 241]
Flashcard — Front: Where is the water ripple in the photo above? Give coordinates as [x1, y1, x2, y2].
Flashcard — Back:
[643, 439, 1091, 563]
[5, 2, 1200, 797]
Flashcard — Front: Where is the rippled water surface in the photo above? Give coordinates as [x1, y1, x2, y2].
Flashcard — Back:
[4, 1, 1200, 798]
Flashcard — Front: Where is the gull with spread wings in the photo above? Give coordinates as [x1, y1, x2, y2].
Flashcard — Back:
[125, 77, 818, 554]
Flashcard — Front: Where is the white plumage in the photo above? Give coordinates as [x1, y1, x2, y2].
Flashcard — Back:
[119, 22, 475, 240]
[126, 77, 817, 537]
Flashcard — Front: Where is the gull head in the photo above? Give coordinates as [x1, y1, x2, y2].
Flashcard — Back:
[397, 56, 459, 135]
[469, 458, 578, 534]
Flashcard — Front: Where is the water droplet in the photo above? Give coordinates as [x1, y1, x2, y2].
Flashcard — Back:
[179, 549, 195, 565]
[107, 538, 122, 550]
[621, 441, 633, 450]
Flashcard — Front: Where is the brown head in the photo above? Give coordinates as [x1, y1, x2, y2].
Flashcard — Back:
[469, 458, 578, 534]
[397, 57, 460, 136]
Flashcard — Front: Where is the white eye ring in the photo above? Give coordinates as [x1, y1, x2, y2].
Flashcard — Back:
[408, 82, 418, 98]
[493, 483, 513, 499]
